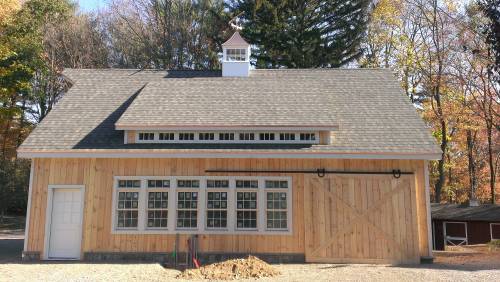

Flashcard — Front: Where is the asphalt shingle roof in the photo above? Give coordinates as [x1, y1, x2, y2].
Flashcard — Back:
[431, 203, 500, 222]
[18, 68, 441, 156]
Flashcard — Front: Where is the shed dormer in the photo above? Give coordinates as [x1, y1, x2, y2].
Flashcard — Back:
[222, 32, 250, 77]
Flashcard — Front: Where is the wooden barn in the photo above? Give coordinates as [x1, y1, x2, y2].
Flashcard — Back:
[432, 204, 500, 250]
[18, 32, 441, 264]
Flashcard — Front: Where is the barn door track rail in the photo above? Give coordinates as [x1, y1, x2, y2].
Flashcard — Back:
[205, 169, 412, 178]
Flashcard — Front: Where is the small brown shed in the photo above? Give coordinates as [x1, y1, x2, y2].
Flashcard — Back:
[431, 203, 500, 250]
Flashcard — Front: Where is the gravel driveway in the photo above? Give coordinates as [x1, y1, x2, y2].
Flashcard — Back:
[1, 236, 499, 282]
[1, 261, 499, 282]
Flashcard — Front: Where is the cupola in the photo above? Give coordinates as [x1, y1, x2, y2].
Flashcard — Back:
[221, 32, 250, 77]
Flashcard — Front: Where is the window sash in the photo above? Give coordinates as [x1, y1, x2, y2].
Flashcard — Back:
[113, 177, 291, 234]
[146, 190, 168, 229]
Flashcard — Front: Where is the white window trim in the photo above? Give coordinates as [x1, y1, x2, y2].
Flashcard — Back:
[111, 176, 292, 235]
[491, 223, 500, 241]
[134, 131, 320, 144]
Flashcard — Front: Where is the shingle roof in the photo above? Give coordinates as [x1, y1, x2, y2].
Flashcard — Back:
[18, 68, 441, 157]
[431, 203, 500, 222]
[222, 32, 249, 47]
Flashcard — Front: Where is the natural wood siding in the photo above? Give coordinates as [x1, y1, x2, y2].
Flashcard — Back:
[26, 158, 430, 261]
[304, 174, 419, 263]
[126, 131, 136, 144]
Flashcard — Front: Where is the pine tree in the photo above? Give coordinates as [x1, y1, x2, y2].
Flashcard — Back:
[227, 0, 370, 68]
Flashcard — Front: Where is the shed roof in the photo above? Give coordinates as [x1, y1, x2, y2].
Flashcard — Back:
[431, 203, 500, 222]
[18, 68, 441, 158]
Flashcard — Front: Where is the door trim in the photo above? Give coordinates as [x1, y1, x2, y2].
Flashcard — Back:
[43, 184, 85, 260]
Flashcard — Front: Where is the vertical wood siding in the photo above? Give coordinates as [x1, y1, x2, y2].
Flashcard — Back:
[26, 158, 430, 261]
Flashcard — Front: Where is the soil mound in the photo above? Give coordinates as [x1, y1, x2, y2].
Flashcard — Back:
[176, 256, 280, 280]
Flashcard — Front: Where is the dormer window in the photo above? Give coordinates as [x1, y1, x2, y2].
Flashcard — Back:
[133, 131, 322, 144]
[138, 132, 154, 141]
[226, 48, 246, 62]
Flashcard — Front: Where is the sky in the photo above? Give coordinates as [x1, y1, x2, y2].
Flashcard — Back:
[76, 0, 108, 12]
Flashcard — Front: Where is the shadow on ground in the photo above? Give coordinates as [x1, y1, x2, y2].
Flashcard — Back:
[0, 239, 23, 263]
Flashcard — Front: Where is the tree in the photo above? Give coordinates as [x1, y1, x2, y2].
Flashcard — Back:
[477, 0, 500, 203]
[228, 0, 370, 68]
[106, 0, 228, 69]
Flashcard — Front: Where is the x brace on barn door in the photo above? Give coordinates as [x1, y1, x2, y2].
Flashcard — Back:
[205, 169, 412, 178]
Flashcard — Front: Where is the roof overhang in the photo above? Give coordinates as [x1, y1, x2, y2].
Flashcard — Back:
[114, 125, 340, 131]
[17, 149, 442, 160]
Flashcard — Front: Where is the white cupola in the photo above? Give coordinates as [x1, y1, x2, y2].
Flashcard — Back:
[222, 32, 250, 77]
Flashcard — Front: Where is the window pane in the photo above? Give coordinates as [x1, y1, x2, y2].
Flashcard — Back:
[266, 191, 288, 230]
[206, 192, 228, 229]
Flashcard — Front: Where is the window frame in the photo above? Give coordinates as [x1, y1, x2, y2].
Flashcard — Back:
[111, 176, 292, 235]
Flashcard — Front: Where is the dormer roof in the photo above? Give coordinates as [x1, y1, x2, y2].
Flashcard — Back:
[222, 32, 249, 47]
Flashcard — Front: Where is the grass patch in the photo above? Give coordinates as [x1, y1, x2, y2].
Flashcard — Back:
[487, 240, 500, 251]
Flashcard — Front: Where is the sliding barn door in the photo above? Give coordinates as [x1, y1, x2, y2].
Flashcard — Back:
[304, 174, 420, 264]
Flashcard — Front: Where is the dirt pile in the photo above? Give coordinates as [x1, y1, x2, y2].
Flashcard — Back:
[176, 256, 280, 280]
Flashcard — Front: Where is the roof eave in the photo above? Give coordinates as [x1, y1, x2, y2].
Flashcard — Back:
[17, 149, 442, 160]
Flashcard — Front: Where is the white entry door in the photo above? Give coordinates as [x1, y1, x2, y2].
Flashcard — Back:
[47, 187, 84, 259]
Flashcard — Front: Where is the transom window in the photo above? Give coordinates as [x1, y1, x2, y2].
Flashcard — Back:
[300, 133, 316, 141]
[239, 133, 255, 140]
[199, 133, 214, 140]
[113, 177, 291, 234]
[179, 133, 195, 141]
[280, 133, 296, 141]
[219, 133, 234, 140]
[133, 131, 320, 144]
[259, 133, 275, 141]
[159, 133, 175, 140]
[138, 132, 154, 141]
[226, 48, 246, 61]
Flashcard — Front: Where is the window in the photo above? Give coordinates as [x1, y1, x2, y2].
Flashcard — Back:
[133, 131, 319, 144]
[226, 48, 246, 61]
[280, 133, 296, 141]
[116, 179, 141, 229]
[177, 180, 200, 188]
[179, 133, 194, 141]
[206, 191, 228, 229]
[219, 133, 234, 141]
[300, 133, 316, 141]
[176, 179, 199, 229]
[138, 132, 154, 141]
[236, 179, 258, 229]
[259, 133, 275, 141]
[112, 176, 291, 234]
[265, 180, 289, 230]
[159, 133, 175, 141]
[146, 180, 169, 229]
[199, 133, 214, 141]
[239, 133, 255, 141]
[177, 191, 198, 228]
